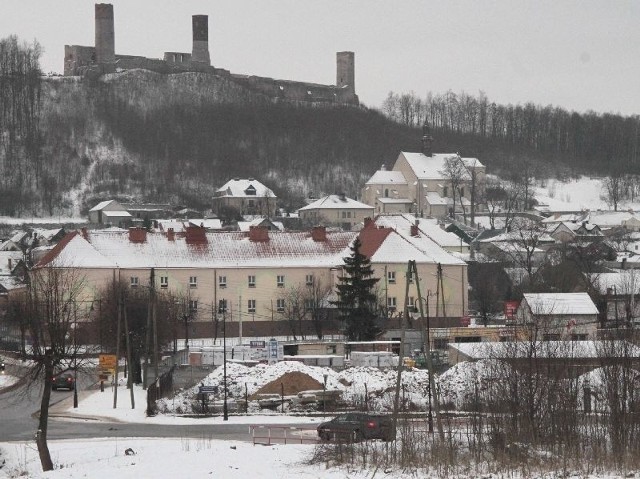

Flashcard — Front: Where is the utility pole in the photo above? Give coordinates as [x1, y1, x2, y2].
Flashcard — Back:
[414, 261, 444, 440]
[113, 286, 121, 409]
[392, 261, 412, 430]
[223, 309, 228, 421]
[123, 293, 135, 409]
[143, 268, 153, 390]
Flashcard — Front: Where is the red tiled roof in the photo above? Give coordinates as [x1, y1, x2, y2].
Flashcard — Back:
[35, 231, 80, 269]
[357, 223, 393, 259]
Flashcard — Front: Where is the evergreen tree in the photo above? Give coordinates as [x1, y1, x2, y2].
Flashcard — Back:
[332, 237, 380, 340]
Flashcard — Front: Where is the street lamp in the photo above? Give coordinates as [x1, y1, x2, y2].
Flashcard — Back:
[73, 305, 78, 409]
[418, 292, 434, 433]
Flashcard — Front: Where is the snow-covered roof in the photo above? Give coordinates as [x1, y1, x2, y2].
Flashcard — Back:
[522, 292, 598, 316]
[39, 230, 356, 269]
[377, 197, 412, 204]
[450, 340, 640, 360]
[216, 179, 275, 198]
[398, 152, 484, 180]
[189, 219, 223, 230]
[0, 251, 23, 274]
[588, 270, 639, 295]
[89, 200, 115, 212]
[0, 275, 26, 292]
[102, 210, 132, 218]
[237, 218, 284, 232]
[299, 195, 374, 211]
[374, 214, 465, 249]
[365, 170, 407, 185]
[426, 192, 448, 205]
[362, 220, 465, 265]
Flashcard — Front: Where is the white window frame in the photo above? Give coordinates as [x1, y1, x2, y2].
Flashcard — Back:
[130, 276, 139, 288]
[247, 299, 256, 313]
[219, 275, 227, 288]
[276, 298, 285, 312]
[305, 274, 314, 286]
[218, 299, 227, 314]
[189, 300, 198, 313]
[277, 275, 285, 288]
[160, 276, 168, 289]
[189, 276, 197, 289]
[387, 271, 396, 284]
[248, 275, 256, 288]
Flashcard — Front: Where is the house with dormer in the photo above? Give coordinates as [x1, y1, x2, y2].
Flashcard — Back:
[212, 178, 277, 218]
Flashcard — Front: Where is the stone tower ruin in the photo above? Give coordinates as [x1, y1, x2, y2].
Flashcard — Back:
[95, 3, 115, 73]
[191, 15, 210, 65]
[336, 51, 355, 95]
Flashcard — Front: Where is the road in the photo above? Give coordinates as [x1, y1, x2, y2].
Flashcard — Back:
[0, 363, 272, 443]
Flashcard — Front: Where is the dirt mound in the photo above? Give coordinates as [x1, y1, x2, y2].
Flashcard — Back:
[251, 371, 323, 399]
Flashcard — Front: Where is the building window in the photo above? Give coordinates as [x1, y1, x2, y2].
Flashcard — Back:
[219, 275, 227, 288]
[189, 276, 197, 289]
[218, 299, 227, 314]
[304, 299, 314, 310]
[276, 299, 285, 312]
[189, 300, 198, 313]
[387, 297, 397, 310]
[387, 271, 396, 284]
[247, 299, 256, 313]
[248, 275, 256, 288]
[160, 276, 168, 289]
[306, 274, 314, 286]
[130, 277, 139, 288]
[277, 275, 285, 288]
[341, 211, 347, 219]
[443, 186, 448, 197]
[384, 188, 389, 198]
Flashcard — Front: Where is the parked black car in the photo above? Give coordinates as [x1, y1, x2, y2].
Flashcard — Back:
[52, 373, 75, 391]
[317, 413, 396, 442]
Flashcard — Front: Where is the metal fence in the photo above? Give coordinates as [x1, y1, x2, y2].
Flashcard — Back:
[146, 365, 175, 416]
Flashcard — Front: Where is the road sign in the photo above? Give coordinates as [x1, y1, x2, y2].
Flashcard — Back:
[99, 354, 117, 372]
[250, 340, 266, 349]
[199, 385, 218, 394]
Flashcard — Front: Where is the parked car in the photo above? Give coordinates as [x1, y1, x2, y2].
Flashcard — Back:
[317, 413, 396, 442]
[52, 372, 75, 391]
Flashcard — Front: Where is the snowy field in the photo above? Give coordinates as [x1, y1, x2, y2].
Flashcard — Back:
[0, 373, 19, 389]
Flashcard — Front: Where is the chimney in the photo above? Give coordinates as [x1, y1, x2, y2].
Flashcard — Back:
[185, 225, 207, 245]
[8, 258, 12, 270]
[95, 4, 115, 73]
[191, 15, 210, 65]
[249, 226, 269, 242]
[421, 121, 433, 157]
[81, 227, 89, 240]
[338, 192, 347, 202]
[364, 217, 374, 229]
[129, 227, 147, 243]
[167, 228, 175, 241]
[311, 226, 327, 242]
[410, 224, 419, 237]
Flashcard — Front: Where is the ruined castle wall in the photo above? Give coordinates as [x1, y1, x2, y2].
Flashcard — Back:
[191, 15, 210, 65]
[64, 45, 96, 76]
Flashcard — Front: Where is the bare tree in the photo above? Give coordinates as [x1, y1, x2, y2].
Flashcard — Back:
[21, 265, 95, 472]
[601, 172, 623, 212]
[440, 155, 467, 221]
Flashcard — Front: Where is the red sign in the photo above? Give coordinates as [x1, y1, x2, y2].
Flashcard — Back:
[460, 315, 471, 327]
[504, 300, 520, 320]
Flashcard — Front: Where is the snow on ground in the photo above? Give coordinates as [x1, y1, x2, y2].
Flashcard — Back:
[533, 176, 640, 212]
[158, 361, 433, 415]
[0, 373, 19, 388]
[0, 216, 86, 226]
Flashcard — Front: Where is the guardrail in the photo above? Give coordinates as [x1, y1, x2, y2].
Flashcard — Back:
[249, 425, 319, 445]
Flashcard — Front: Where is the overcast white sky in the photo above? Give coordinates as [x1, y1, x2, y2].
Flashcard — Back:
[3, 0, 639, 115]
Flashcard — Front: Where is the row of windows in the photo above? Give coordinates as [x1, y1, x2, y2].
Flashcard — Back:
[385, 296, 421, 311]
[386, 271, 413, 284]
[130, 274, 316, 289]
[216, 298, 315, 314]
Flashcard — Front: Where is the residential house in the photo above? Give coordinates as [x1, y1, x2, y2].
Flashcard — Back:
[237, 217, 283, 232]
[212, 178, 277, 218]
[88, 200, 132, 226]
[549, 222, 603, 243]
[298, 194, 374, 230]
[121, 203, 173, 221]
[360, 166, 412, 214]
[516, 292, 599, 340]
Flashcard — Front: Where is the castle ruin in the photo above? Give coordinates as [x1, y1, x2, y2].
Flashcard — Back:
[64, 4, 358, 105]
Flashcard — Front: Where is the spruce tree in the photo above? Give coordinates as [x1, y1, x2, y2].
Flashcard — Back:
[332, 237, 380, 340]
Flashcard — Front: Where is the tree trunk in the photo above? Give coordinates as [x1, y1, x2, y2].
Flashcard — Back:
[36, 353, 54, 471]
